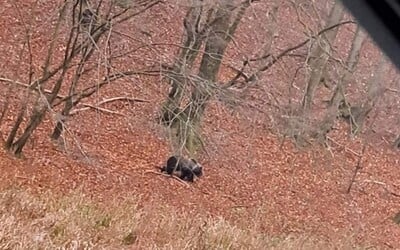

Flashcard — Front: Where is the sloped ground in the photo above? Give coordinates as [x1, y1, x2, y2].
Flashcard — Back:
[0, 187, 368, 249]
[1, 100, 399, 248]
[0, 1, 399, 249]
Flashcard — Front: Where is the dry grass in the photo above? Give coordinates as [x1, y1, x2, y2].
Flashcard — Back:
[0, 187, 365, 249]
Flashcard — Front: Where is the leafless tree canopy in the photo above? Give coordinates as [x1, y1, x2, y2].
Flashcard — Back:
[0, 0, 399, 158]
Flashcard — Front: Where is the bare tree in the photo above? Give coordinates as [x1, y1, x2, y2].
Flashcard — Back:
[302, 1, 344, 110]
[160, 0, 251, 155]
[159, 0, 209, 127]
[2, 0, 161, 156]
[350, 54, 388, 134]
[316, 25, 367, 141]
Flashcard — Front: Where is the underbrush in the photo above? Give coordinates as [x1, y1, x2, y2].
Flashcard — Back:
[0, 187, 363, 249]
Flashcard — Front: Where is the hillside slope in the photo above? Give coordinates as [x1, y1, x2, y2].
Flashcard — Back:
[0, 1, 399, 248]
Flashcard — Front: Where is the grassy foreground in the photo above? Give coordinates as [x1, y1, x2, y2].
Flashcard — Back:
[0, 187, 363, 249]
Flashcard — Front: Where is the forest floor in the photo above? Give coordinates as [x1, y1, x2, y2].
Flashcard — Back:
[0, 1, 399, 249]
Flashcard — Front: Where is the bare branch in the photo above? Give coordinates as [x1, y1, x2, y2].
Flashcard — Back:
[359, 180, 400, 197]
[347, 144, 367, 194]
[143, 170, 190, 187]
[70, 104, 125, 116]
[225, 20, 356, 87]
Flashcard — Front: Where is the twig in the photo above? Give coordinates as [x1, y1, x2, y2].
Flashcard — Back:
[326, 136, 361, 157]
[385, 87, 399, 94]
[360, 179, 400, 197]
[96, 96, 149, 105]
[199, 189, 211, 195]
[1, 68, 158, 107]
[71, 104, 125, 116]
[70, 96, 148, 115]
[347, 144, 367, 193]
[222, 194, 237, 202]
[0, 77, 66, 99]
[143, 170, 190, 187]
[231, 205, 249, 209]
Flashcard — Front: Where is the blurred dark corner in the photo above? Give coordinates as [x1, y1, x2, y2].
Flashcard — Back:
[339, 0, 400, 70]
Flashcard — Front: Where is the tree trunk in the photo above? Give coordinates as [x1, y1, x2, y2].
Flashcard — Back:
[160, 3, 207, 126]
[178, 1, 248, 154]
[51, 43, 96, 140]
[316, 25, 366, 141]
[351, 54, 388, 134]
[302, 1, 344, 110]
[5, 94, 30, 150]
[10, 96, 47, 156]
[339, 54, 387, 135]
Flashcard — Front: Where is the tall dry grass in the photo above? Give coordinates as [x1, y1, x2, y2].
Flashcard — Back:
[0, 187, 365, 249]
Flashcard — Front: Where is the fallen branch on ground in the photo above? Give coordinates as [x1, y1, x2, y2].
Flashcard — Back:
[347, 144, 367, 193]
[96, 96, 149, 105]
[143, 170, 190, 187]
[360, 179, 400, 197]
[71, 104, 125, 116]
[70, 96, 149, 115]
